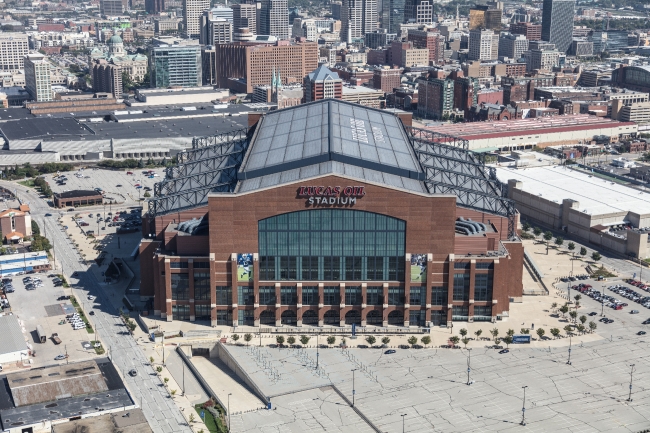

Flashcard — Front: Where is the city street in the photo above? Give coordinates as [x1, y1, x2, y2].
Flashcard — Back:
[1, 180, 192, 433]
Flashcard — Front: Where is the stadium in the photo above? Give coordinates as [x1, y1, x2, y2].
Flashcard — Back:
[139, 100, 524, 328]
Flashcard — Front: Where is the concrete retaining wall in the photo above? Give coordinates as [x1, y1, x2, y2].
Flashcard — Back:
[214, 343, 269, 406]
[176, 346, 228, 412]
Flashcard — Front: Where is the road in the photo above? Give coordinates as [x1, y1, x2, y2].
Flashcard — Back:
[2, 181, 192, 433]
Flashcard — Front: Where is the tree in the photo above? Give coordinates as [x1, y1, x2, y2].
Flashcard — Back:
[122, 70, 135, 92]
[502, 335, 513, 348]
[231, 334, 240, 343]
[522, 222, 531, 232]
[300, 335, 310, 346]
[138, 158, 145, 168]
[536, 328, 545, 340]
[381, 336, 390, 345]
[506, 329, 515, 337]
[533, 227, 542, 237]
[559, 304, 569, 317]
[149, 356, 155, 365]
[563, 325, 573, 335]
[170, 389, 177, 396]
[543, 231, 553, 254]
[555, 236, 564, 247]
[287, 336, 296, 346]
[574, 294, 582, 303]
[244, 333, 252, 345]
[550, 328, 561, 339]
[327, 336, 336, 347]
[459, 328, 468, 337]
[474, 329, 483, 340]
[569, 310, 578, 323]
[143, 191, 151, 198]
[577, 324, 586, 334]
[589, 321, 597, 333]
[163, 377, 169, 385]
[490, 328, 499, 343]
[156, 366, 163, 373]
[449, 336, 460, 347]
[366, 335, 376, 346]
[551, 302, 558, 313]
[520, 328, 529, 334]
[461, 337, 470, 348]
[276, 335, 285, 346]
[568, 242, 575, 253]
[407, 336, 418, 347]
[421, 335, 431, 347]
[580, 247, 587, 257]
[591, 252, 602, 262]
[579, 315, 587, 325]
[189, 413, 195, 423]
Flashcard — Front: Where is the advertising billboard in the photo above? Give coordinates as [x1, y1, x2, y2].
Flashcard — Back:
[237, 253, 253, 282]
[512, 335, 531, 344]
[410, 254, 427, 283]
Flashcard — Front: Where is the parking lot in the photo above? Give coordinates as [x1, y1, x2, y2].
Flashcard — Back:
[1, 272, 100, 370]
[42, 167, 162, 206]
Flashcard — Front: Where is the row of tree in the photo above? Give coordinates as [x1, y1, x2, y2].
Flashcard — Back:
[522, 222, 601, 261]
[3, 162, 75, 180]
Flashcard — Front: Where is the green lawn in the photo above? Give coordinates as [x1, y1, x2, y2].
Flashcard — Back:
[18, 179, 34, 187]
[194, 404, 227, 433]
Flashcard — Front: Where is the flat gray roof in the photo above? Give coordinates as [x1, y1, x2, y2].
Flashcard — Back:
[0, 315, 26, 356]
[240, 100, 423, 181]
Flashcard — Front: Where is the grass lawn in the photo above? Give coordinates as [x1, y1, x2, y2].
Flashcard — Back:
[194, 404, 227, 433]
[18, 179, 35, 187]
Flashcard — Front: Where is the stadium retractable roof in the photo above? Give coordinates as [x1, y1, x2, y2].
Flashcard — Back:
[148, 100, 516, 235]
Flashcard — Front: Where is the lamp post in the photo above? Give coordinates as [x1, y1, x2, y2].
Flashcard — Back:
[316, 333, 319, 369]
[466, 348, 472, 385]
[566, 334, 572, 365]
[227, 392, 232, 431]
[351, 369, 357, 407]
[520, 386, 528, 426]
[601, 284, 605, 317]
[628, 364, 635, 402]
[401, 413, 407, 433]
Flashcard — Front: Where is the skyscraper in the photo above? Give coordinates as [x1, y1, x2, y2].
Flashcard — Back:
[145, 0, 164, 14]
[24, 54, 52, 102]
[0, 34, 29, 71]
[232, 3, 257, 34]
[404, 0, 433, 25]
[150, 44, 202, 87]
[259, 0, 289, 39]
[469, 29, 498, 60]
[541, 0, 575, 54]
[382, 0, 405, 34]
[341, 0, 377, 43]
[183, 0, 211, 39]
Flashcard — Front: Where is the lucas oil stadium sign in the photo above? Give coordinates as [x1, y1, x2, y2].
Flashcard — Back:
[298, 186, 366, 206]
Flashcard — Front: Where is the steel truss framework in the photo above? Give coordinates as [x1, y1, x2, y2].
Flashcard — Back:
[405, 126, 470, 150]
[148, 129, 252, 218]
[407, 128, 516, 237]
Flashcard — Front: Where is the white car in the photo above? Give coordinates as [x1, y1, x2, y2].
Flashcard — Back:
[87, 295, 96, 301]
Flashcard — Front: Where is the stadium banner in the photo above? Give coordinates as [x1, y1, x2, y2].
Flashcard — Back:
[237, 253, 253, 282]
[410, 254, 427, 283]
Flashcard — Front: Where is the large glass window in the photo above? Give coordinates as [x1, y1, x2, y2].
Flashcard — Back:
[323, 286, 340, 305]
[171, 274, 189, 300]
[474, 273, 493, 301]
[409, 287, 426, 306]
[216, 286, 231, 305]
[216, 309, 232, 325]
[453, 274, 470, 301]
[302, 286, 318, 305]
[195, 304, 211, 320]
[280, 286, 297, 305]
[259, 286, 276, 305]
[431, 286, 447, 306]
[237, 286, 254, 305]
[259, 210, 406, 281]
[388, 287, 405, 306]
[238, 309, 254, 326]
[194, 272, 210, 300]
[345, 286, 362, 305]
[366, 286, 383, 305]
[172, 304, 190, 320]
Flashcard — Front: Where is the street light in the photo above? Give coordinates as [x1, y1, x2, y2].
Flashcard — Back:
[566, 334, 572, 365]
[628, 364, 635, 402]
[520, 386, 528, 426]
[316, 333, 319, 369]
[466, 348, 472, 385]
[227, 392, 232, 431]
[351, 369, 357, 407]
[401, 413, 407, 433]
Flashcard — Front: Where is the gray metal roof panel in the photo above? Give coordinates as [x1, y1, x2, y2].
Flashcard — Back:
[0, 315, 26, 356]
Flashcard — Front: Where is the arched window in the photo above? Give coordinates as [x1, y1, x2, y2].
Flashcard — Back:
[259, 209, 406, 281]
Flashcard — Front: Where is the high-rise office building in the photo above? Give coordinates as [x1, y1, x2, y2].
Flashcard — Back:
[469, 29, 498, 60]
[24, 54, 52, 102]
[469, 5, 502, 30]
[259, 0, 289, 39]
[232, 3, 257, 34]
[0, 34, 29, 71]
[145, 0, 164, 14]
[92, 59, 123, 99]
[303, 64, 342, 102]
[498, 33, 529, 59]
[382, 0, 405, 34]
[150, 44, 202, 87]
[417, 77, 454, 119]
[341, 0, 378, 43]
[510, 22, 542, 41]
[201, 11, 233, 45]
[407, 29, 444, 65]
[183, 0, 211, 38]
[404, 0, 433, 25]
[373, 66, 403, 93]
[101, 0, 124, 16]
[541, 0, 575, 53]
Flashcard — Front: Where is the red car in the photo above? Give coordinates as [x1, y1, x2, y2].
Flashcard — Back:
[134, 184, 141, 187]
[126, 171, 134, 175]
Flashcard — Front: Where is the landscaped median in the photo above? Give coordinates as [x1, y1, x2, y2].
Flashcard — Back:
[68, 295, 94, 334]
[194, 399, 227, 433]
